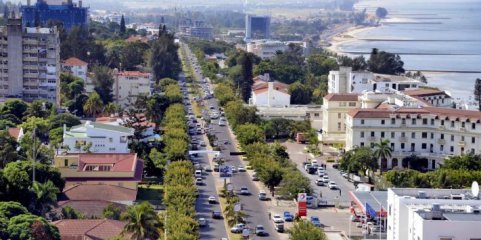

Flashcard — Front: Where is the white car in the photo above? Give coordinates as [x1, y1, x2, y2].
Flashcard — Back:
[240, 186, 250, 195]
[328, 181, 338, 189]
[272, 214, 284, 223]
[195, 170, 202, 178]
[208, 196, 217, 204]
[315, 178, 325, 186]
[238, 166, 246, 172]
[317, 171, 325, 177]
[219, 120, 226, 126]
[198, 218, 208, 227]
[323, 176, 330, 183]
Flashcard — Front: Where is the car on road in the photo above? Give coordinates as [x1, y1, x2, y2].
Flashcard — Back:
[238, 166, 246, 172]
[304, 163, 311, 171]
[239, 186, 250, 195]
[208, 196, 217, 204]
[195, 178, 203, 185]
[275, 223, 284, 233]
[322, 176, 330, 183]
[317, 171, 325, 177]
[230, 223, 246, 233]
[341, 172, 349, 178]
[272, 214, 284, 223]
[315, 178, 325, 186]
[219, 120, 226, 126]
[195, 170, 202, 178]
[258, 191, 267, 201]
[310, 216, 322, 227]
[251, 173, 259, 181]
[198, 218, 207, 227]
[283, 211, 294, 222]
[231, 166, 238, 173]
[328, 181, 338, 189]
[199, 141, 206, 147]
[212, 211, 222, 219]
[255, 225, 267, 236]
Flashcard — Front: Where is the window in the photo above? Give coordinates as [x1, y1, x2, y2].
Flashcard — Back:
[360, 142, 364, 147]
[381, 132, 385, 138]
[361, 120, 365, 125]
[371, 132, 375, 137]
[109, 138, 113, 143]
[401, 118, 406, 125]
[381, 120, 385, 125]
[360, 132, 364, 138]
[338, 113, 342, 119]
[430, 133, 434, 139]
[422, 143, 427, 149]
[422, 118, 428, 125]
[440, 145, 444, 151]
[431, 119, 435, 125]
[451, 135, 454, 141]
[462, 136, 465, 141]
[401, 143, 405, 149]
[348, 102, 356, 107]
[472, 137, 476, 144]
[441, 120, 445, 126]
[391, 143, 395, 151]
[441, 134, 444, 139]
[462, 122, 465, 128]
[391, 132, 395, 138]
[411, 132, 416, 139]
[339, 102, 346, 107]
[412, 119, 416, 125]
[391, 118, 395, 124]
[401, 132, 406, 138]
[450, 146, 454, 152]
[337, 122, 341, 130]
[64, 159, 68, 167]
[411, 143, 415, 152]
[451, 121, 455, 127]
[422, 132, 427, 139]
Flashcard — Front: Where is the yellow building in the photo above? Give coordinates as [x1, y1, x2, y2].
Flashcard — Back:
[320, 93, 360, 144]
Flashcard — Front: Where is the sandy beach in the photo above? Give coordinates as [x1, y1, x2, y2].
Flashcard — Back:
[325, 25, 377, 56]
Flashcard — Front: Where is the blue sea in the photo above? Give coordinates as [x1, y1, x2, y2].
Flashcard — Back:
[338, 0, 481, 101]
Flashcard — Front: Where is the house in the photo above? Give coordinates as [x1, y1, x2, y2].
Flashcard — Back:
[403, 88, 453, 108]
[96, 114, 158, 142]
[249, 74, 290, 107]
[53, 219, 128, 240]
[63, 121, 134, 154]
[53, 153, 143, 190]
[62, 57, 88, 81]
[7, 127, 24, 142]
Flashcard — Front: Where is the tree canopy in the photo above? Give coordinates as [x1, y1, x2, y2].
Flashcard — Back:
[367, 48, 405, 75]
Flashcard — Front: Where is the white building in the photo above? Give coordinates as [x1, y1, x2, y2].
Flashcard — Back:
[246, 40, 287, 59]
[403, 88, 453, 108]
[320, 93, 360, 144]
[346, 104, 481, 170]
[250, 74, 290, 107]
[388, 188, 481, 240]
[113, 71, 153, 108]
[62, 57, 88, 81]
[63, 121, 134, 154]
[328, 67, 424, 94]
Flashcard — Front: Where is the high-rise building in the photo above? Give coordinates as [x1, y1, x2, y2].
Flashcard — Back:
[245, 14, 270, 41]
[21, 0, 88, 31]
[0, 17, 60, 104]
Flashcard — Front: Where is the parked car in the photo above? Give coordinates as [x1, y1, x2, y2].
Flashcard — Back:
[240, 186, 250, 195]
[283, 211, 294, 222]
[230, 223, 246, 233]
[195, 170, 202, 178]
[310, 216, 322, 227]
[195, 178, 203, 185]
[258, 191, 268, 201]
[275, 223, 284, 233]
[198, 218, 208, 227]
[208, 196, 217, 204]
[323, 176, 330, 183]
[328, 181, 338, 189]
[212, 211, 223, 219]
[251, 173, 259, 181]
[315, 178, 325, 186]
[255, 225, 267, 236]
[272, 214, 284, 223]
[238, 166, 246, 172]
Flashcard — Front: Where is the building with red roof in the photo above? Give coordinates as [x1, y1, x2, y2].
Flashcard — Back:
[250, 73, 291, 107]
[62, 57, 88, 81]
[53, 219, 128, 240]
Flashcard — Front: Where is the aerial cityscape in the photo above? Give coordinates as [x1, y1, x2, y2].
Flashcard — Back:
[0, 0, 479, 239]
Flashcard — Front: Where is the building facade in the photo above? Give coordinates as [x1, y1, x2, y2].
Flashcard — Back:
[61, 57, 87, 81]
[246, 40, 287, 59]
[320, 93, 359, 144]
[388, 188, 481, 240]
[21, 0, 88, 31]
[245, 14, 270, 41]
[346, 106, 481, 170]
[63, 121, 134, 154]
[0, 17, 60, 104]
[114, 71, 153, 108]
[250, 74, 290, 107]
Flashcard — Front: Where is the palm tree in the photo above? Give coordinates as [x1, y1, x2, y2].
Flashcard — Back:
[105, 102, 119, 116]
[31, 181, 60, 216]
[121, 202, 161, 240]
[372, 139, 393, 172]
[83, 92, 103, 117]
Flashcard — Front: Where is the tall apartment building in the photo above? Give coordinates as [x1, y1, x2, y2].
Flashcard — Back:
[21, 0, 88, 31]
[0, 17, 60, 104]
[245, 14, 271, 41]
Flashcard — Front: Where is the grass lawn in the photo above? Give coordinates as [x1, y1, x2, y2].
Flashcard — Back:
[137, 184, 163, 206]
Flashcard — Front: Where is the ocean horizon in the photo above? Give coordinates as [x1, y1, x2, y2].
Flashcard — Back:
[338, 0, 481, 102]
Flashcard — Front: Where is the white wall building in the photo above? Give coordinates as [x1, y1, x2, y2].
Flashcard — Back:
[246, 40, 287, 59]
[388, 188, 481, 240]
[320, 93, 360, 144]
[62, 57, 88, 81]
[403, 88, 453, 108]
[328, 67, 425, 94]
[250, 74, 290, 107]
[346, 104, 481, 170]
[63, 121, 134, 154]
[113, 71, 153, 108]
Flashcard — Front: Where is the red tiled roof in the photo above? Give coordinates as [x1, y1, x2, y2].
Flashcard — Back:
[64, 158, 144, 182]
[403, 88, 449, 97]
[61, 184, 138, 201]
[348, 106, 481, 121]
[324, 93, 360, 102]
[126, 35, 149, 43]
[252, 80, 289, 94]
[53, 219, 126, 240]
[7, 128, 21, 139]
[117, 71, 151, 78]
[58, 200, 126, 218]
[63, 57, 88, 66]
[77, 153, 138, 172]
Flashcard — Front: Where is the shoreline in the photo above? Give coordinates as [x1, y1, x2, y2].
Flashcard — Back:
[325, 25, 377, 56]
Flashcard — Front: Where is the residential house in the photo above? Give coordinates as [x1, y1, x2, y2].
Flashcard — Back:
[62, 57, 88, 81]
[403, 88, 453, 108]
[63, 121, 134, 154]
[54, 219, 128, 240]
[250, 74, 290, 107]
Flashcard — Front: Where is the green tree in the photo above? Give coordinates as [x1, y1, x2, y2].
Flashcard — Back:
[339, 147, 378, 175]
[103, 204, 122, 220]
[258, 161, 284, 196]
[288, 220, 327, 240]
[372, 139, 392, 171]
[18, 116, 50, 137]
[0, 131, 19, 168]
[120, 15, 126, 35]
[7, 214, 60, 240]
[26, 100, 48, 118]
[61, 206, 82, 219]
[121, 202, 161, 240]
[30, 181, 60, 216]
[48, 113, 81, 129]
[105, 102, 119, 116]
[306, 54, 338, 76]
[150, 30, 180, 81]
[0, 202, 29, 219]
[367, 48, 405, 75]
[0, 99, 28, 120]
[235, 124, 265, 146]
[278, 171, 312, 197]
[442, 154, 481, 170]
[83, 92, 104, 117]
[92, 66, 114, 104]
[238, 52, 254, 102]
[289, 81, 312, 104]
[402, 154, 428, 171]
[474, 78, 481, 111]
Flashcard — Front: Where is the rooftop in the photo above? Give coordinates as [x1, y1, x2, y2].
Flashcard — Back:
[7, 128, 22, 140]
[65, 121, 134, 138]
[53, 219, 127, 240]
[61, 184, 138, 202]
[58, 200, 126, 218]
[324, 93, 360, 102]
[348, 105, 481, 121]
[252, 80, 289, 94]
[443, 213, 481, 221]
[63, 57, 88, 66]
[117, 71, 151, 78]
[78, 153, 138, 172]
[372, 73, 422, 83]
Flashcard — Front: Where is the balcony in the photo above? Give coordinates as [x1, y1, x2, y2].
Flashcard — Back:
[398, 137, 408, 143]
[439, 125, 446, 130]
[437, 139, 446, 145]
[23, 39, 38, 45]
[458, 141, 466, 146]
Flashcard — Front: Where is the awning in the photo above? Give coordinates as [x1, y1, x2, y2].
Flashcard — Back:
[349, 191, 387, 218]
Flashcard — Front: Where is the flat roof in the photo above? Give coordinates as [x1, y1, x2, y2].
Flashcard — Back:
[444, 213, 481, 221]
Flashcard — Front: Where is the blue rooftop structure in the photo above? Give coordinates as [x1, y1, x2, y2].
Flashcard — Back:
[21, 0, 88, 31]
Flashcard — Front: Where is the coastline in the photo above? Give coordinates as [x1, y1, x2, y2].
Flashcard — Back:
[325, 25, 377, 56]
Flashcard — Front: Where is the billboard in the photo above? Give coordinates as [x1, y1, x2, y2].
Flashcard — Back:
[297, 193, 307, 217]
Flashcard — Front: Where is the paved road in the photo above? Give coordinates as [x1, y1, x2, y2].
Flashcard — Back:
[282, 142, 355, 205]
[183, 43, 280, 239]
[180, 49, 228, 240]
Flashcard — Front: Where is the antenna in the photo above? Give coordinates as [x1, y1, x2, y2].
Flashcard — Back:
[472, 181, 479, 199]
